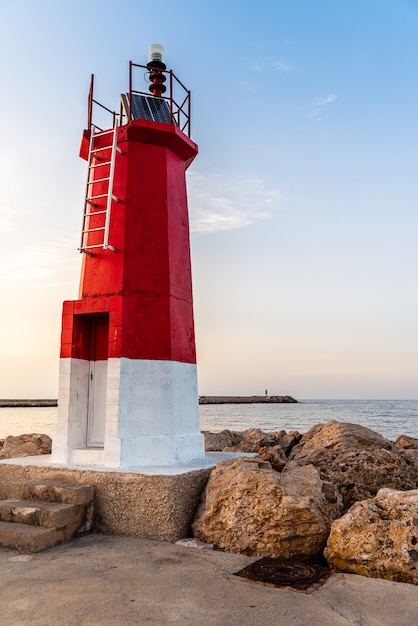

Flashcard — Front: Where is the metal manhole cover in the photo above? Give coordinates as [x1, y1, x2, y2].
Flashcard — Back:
[234, 557, 330, 591]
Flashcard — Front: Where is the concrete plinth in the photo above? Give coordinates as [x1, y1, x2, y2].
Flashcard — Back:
[0, 453, 242, 541]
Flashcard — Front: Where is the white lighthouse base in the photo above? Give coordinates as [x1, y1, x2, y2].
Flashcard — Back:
[52, 357, 205, 468]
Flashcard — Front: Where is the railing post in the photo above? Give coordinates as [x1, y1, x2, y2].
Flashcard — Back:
[188, 90, 191, 138]
[169, 70, 173, 125]
[129, 61, 133, 121]
[87, 74, 94, 131]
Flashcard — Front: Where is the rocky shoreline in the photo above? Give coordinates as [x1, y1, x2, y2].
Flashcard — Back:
[1, 421, 417, 585]
[197, 422, 418, 585]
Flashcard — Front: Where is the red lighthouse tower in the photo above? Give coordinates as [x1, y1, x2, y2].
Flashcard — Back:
[52, 45, 205, 467]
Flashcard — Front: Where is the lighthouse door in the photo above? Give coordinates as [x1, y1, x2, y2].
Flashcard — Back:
[87, 317, 109, 447]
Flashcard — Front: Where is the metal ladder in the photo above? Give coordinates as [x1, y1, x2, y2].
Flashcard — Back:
[79, 121, 121, 253]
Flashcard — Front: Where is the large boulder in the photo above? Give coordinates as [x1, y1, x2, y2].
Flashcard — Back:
[290, 421, 393, 465]
[203, 430, 243, 451]
[0, 434, 52, 459]
[289, 421, 418, 511]
[324, 488, 418, 584]
[192, 456, 342, 559]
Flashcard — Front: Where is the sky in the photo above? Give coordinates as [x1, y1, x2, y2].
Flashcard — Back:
[0, 0, 417, 399]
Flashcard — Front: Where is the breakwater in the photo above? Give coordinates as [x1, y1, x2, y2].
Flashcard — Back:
[2, 396, 297, 408]
[0, 400, 58, 408]
[199, 395, 298, 404]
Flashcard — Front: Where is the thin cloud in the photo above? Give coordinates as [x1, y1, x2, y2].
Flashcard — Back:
[315, 94, 338, 106]
[305, 93, 338, 124]
[187, 172, 278, 234]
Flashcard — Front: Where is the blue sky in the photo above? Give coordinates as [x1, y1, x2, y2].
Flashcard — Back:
[0, 0, 417, 399]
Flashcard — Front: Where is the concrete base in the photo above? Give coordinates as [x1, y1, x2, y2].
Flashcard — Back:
[54, 357, 205, 467]
[0, 453, 244, 542]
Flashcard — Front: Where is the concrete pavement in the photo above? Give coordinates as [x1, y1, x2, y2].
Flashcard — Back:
[1, 534, 417, 626]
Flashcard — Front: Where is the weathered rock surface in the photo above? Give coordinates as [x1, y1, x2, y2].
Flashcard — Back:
[314, 447, 418, 511]
[256, 445, 287, 471]
[289, 421, 418, 511]
[290, 421, 394, 465]
[0, 434, 52, 459]
[224, 428, 277, 452]
[203, 428, 301, 456]
[325, 488, 418, 584]
[396, 434, 418, 450]
[203, 428, 302, 472]
[203, 429, 243, 452]
[192, 456, 342, 559]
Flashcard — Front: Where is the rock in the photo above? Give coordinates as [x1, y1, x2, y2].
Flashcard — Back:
[396, 435, 418, 450]
[204, 428, 301, 457]
[324, 488, 418, 584]
[202, 430, 243, 452]
[224, 428, 277, 452]
[314, 447, 418, 512]
[257, 445, 287, 471]
[290, 421, 393, 466]
[192, 457, 342, 559]
[288, 421, 418, 511]
[274, 430, 303, 455]
[0, 434, 52, 459]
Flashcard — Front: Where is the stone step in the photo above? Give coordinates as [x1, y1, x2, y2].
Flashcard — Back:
[8, 480, 94, 505]
[0, 499, 77, 529]
[0, 520, 66, 553]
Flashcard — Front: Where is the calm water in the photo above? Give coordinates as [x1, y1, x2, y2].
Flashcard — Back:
[0, 400, 417, 442]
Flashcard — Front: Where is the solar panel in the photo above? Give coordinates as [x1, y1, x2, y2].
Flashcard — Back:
[147, 97, 171, 124]
[127, 93, 171, 124]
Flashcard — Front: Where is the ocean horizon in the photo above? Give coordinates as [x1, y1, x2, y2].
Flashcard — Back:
[0, 399, 417, 442]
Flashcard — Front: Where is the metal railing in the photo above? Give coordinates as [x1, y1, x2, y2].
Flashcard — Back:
[85, 61, 192, 138]
[128, 61, 191, 137]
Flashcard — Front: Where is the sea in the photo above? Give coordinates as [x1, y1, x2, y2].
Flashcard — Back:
[0, 399, 417, 443]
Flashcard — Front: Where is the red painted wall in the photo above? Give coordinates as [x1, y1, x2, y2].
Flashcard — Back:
[62, 119, 198, 364]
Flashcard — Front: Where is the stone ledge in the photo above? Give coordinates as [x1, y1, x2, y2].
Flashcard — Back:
[0, 453, 247, 541]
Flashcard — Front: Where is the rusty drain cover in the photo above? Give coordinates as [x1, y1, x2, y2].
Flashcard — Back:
[234, 557, 330, 591]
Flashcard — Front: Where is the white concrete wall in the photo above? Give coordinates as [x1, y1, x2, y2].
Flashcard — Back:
[52, 358, 89, 464]
[53, 357, 205, 468]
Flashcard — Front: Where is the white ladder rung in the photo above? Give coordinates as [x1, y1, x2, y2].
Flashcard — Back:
[87, 177, 110, 185]
[94, 128, 114, 136]
[91, 145, 113, 153]
[82, 227, 105, 234]
[90, 161, 112, 169]
[83, 210, 107, 217]
[88, 193, 109, 200]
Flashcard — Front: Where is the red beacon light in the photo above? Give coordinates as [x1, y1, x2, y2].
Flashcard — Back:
[147, 43, 166, 97]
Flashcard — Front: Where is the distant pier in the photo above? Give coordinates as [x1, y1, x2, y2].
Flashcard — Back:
[1, 396, 298, 408]
[0, 400, 58, 408]
[199, 395, 298, 404]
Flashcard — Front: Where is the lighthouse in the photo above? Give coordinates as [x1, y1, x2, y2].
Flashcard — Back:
[52, 45, 205, 468]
